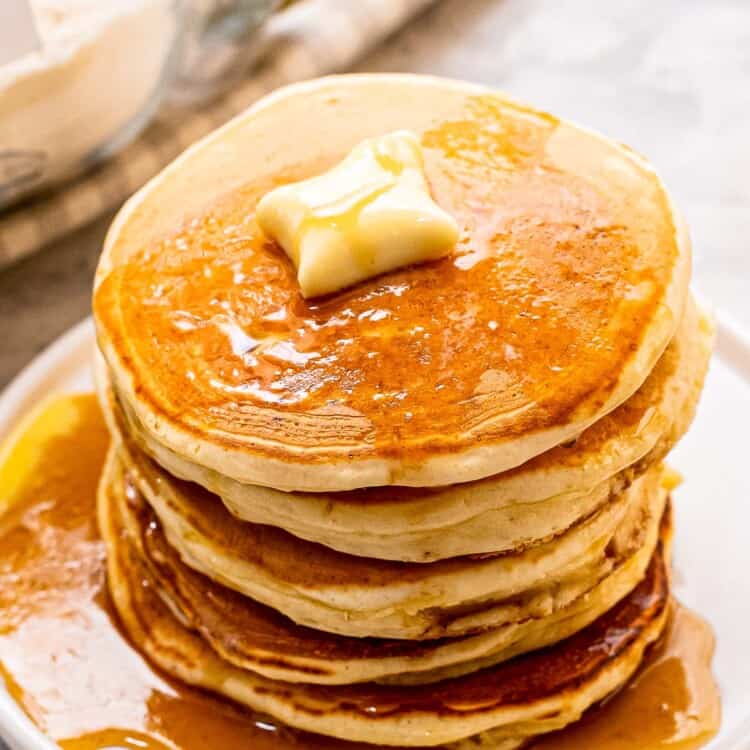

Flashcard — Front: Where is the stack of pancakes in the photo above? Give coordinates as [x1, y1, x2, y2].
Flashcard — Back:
[92, 75, 712, 748]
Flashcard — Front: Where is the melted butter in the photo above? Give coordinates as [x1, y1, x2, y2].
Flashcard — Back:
[531, 604, 721, 750]
[0, 394, 720, 750]
[294, 183, 390, 273]
[257, 130, 458, 298]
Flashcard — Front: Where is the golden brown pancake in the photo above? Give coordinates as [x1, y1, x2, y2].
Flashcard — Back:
[88, 72, 702, 749]
[99, 298, 711, 562]
[100, 468, 673, 747]
[108, 433, 666, 639]
[93, 74, 691, 493]
[104, 447, 669, 686]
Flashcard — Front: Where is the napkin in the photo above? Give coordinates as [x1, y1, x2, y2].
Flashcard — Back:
[0, 0, 438, 269]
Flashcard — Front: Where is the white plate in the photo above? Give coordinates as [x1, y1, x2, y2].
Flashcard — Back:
[0, 315, 749, 750]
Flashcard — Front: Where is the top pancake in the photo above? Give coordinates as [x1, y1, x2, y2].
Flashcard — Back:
[94, 74, 691, 492]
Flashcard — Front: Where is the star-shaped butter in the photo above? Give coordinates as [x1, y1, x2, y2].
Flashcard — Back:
[256, 130, 459, 298]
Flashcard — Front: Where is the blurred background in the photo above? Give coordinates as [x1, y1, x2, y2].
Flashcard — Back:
[1, 0, 749, 387]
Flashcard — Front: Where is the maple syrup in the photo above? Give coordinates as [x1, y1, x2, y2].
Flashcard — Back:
[530, 604, 720, 750]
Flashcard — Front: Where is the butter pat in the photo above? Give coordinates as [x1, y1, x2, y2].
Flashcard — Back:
[256, 130, 459, 298]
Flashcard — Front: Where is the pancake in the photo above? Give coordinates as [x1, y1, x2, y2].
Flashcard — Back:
[93, 74, 691, 493]
[100, 466, 673, 747]
[106, 430, 666, 639]
[101, 297, 711, 562]
[104, 445, 670, 686]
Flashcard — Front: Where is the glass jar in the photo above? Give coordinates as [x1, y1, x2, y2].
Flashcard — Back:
[0, 0, 282, 210]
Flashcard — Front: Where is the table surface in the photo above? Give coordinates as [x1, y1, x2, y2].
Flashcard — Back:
[1, 0, 749, 389]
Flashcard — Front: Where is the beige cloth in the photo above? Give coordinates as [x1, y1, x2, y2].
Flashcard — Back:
[0, 0, 437, 268]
